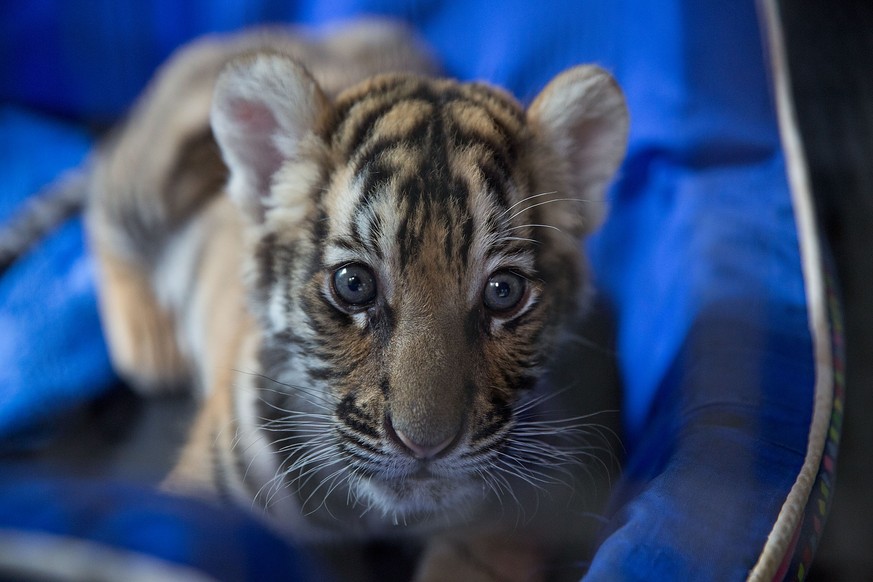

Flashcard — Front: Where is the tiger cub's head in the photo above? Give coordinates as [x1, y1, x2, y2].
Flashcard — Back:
[212, 53, 628, 521]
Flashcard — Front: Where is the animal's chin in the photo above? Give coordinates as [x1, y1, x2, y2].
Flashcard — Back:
[356, 472, 482, 520]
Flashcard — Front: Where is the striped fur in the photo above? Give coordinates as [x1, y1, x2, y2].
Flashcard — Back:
[88, 21, 628, 581]
[0, 169, 89, 274]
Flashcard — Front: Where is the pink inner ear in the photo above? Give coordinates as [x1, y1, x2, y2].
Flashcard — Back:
[229, 98, 278, 133]
[222, 97, 286, 202]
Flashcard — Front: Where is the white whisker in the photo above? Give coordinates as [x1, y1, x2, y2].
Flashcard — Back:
[500, 191, 558, 216]
[505, 223, 562, 233]
[507, 197, 590, 223]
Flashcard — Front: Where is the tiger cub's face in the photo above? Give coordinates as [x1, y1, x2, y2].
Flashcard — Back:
[212, 54, 627, 523]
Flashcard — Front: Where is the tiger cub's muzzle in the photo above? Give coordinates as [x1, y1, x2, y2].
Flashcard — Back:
[385, 313, 471, 460]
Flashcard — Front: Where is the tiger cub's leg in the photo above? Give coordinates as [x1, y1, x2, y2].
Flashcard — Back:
[91, 246, 189, 394]
[160, 215, 254, 494]
[160, 378, 227, 493]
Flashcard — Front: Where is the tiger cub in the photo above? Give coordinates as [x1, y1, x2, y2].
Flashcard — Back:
[87, 20, 628, 581]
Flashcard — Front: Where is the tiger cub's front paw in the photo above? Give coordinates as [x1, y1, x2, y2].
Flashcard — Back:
[415, 533, 543, 582]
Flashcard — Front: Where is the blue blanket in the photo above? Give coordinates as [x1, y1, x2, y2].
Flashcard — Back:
[0, 1, 816, 579]
[0, 107, 113, 446]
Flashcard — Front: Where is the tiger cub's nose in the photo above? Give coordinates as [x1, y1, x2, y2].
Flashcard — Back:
[386, 417, 458, 459]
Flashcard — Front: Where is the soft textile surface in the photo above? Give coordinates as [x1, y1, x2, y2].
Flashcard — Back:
[0, 1, 815, 579]
[0, 468, 313, 581]
[0, 107, 112, 446]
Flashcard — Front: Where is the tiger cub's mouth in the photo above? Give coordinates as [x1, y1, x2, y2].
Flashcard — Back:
[328, 399, 514, 519]
[327, 412, 504, 520]
[356, 465, 482, 520]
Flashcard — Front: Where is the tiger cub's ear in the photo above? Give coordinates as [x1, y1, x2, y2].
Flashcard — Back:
[212, 53, 329, 221]
[527, 65, 629, 238]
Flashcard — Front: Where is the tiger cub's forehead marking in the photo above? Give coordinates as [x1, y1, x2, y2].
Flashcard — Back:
[320, 75, 533, 284]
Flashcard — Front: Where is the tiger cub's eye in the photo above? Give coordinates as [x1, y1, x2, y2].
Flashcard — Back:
[332, 264, 378, 307]
[483, 271, 527, 313]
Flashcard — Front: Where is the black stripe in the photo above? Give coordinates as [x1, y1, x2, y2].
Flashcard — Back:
[273, 329, 314, 351]
[336, 427, 383, 456]
[344, 100, 404, 158]
[353, 158, 394, 217]
[301, 289, 355, 341]
[442, 178, 473, 265]
[500, 304, 539, 334]
[459, 213, 475, 269]
[447, 113, 518, 167]
[471, 397, 512, 442]
[336, 394, 379, 439]
[447, 123, 516, 210]
[326, 76, 413, 142]
[366, 212, 385, 261]
[395, 182, 420, 266]
[443, 215, 455, 261]
[330, 236, 361, 252]
[334, 77, 439, 158]
[367, 301, 395, 347]
[337, 441, 381, 469]
[476, 158, 513, 209]
[465, 306, 486, 344]
[348, 217, 365, 252]
[254, 232, 278, 293]
[306, 365, 343, 381]
[463, 83, 526, 126]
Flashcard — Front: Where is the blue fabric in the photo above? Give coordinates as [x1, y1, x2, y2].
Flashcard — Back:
[587, 5, 809, 444]
[0, 1, 816, 580]
[0, 469, 314, 581]
[588, 308, 814, 579]
[0, 107, 116, 446]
